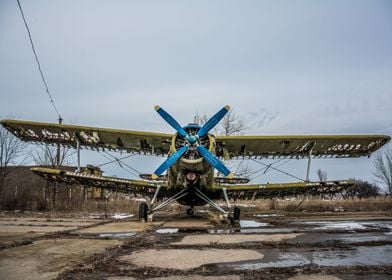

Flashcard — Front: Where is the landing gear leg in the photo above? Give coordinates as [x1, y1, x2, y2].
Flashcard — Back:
[186, 206, 194, 216]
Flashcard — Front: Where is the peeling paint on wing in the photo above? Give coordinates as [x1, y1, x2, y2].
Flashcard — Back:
[80, 131, 100, 144]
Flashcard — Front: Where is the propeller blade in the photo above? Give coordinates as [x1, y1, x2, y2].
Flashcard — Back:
[151, 146, 188, 179]
[154, 106, 188, 138]
[197, 145, 234, 178]
[197, 105, 230, 137]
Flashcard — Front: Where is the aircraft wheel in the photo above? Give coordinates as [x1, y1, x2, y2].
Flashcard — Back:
[233, 207, 241, 221]
[139, 202, 148, 222]
[186, 207, 194, 216]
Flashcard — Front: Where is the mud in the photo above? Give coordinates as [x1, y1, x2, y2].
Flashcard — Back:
[0, 211, 392, 279]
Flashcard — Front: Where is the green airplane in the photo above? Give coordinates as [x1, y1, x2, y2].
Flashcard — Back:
[1, 106, 389, 222]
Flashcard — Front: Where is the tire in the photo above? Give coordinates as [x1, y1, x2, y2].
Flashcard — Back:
[186, 208, 194, 216]
[233, 207, 240, 221]
[139, 202, 148, 222]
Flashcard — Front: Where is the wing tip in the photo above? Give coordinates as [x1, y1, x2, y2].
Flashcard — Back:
[224, 105, 231, 111]
[154, 105, 161, 111]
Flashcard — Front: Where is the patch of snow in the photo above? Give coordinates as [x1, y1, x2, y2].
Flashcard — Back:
[217, 203, 257, 208]
[131, 198, 147, 202]
[254, 214, 281, 218]
[112, 213, 134, 219]
[234, 204, 257, 208]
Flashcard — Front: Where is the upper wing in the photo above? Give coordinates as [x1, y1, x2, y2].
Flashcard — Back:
[212, 180, 354, 200]
[0, 119, 172, 156]
[31, 167, 171, 197]
[215, 135, 390, 159]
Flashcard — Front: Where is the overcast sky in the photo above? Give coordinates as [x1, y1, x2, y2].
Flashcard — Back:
[1, 1, 391, 188]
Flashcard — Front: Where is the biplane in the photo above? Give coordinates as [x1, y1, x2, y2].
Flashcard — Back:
[1, 106, 390, 222]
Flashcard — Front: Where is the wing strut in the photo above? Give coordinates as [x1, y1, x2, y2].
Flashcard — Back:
[305, 147, 313, 182]
[76, 138, 81, 172]
[222, 187, 231, 208]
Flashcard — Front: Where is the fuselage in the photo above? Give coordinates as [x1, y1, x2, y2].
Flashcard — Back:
[166, 124, 220, 206]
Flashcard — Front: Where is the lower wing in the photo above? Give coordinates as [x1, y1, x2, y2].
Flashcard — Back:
[212, 180, 354, 200]
[31, 167, 170, 196]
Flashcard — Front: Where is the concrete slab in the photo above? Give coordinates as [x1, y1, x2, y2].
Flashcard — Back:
[107, 277, 241, 280]
[0, 239, 121, 280]
[173, 233, 303, 245]
[288, 275, 342, 280]
[73, 221, 156, 234]
[162, 218, 213, 228]
[0, 225, 79, 234]
[148, 276, 241, 280]
[118, 249, 263, 270]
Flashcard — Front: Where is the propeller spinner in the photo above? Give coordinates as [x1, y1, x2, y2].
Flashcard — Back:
[152, 106, 234, 179]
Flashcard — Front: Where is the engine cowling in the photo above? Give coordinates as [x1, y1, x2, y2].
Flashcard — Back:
[170, 124, 215, 170]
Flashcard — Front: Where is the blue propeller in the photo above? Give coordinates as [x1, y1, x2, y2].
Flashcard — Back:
[197, 145, 233, 178]
[154, 106, 188, 138]
[197, 105, 230, 137]
[151, 146, 188, 179]
[153, 105, 233, 179]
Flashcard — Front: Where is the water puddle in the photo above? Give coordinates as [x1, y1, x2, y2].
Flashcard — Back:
[240, 220, 270, 228]
[298, 220, 392, 232]
[208, 229, 237, 234]
[99, 232, 136, 238]
[217, 245, 392, 270]
[303, 221, 367, 230]
[241, 228, 297, 234]
[289, 232, 392, 245]
[156, 228, 179, 234]
[339, 233, 392, 243]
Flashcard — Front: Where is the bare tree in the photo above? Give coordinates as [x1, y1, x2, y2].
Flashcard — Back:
[0, 125, 27, 208]
[32, 144, 73, 207]
[374, 150, 392, 196]
[215, 110, 247, 136]
[193, 113, 208, 127]
[194, 110, 247, 136]
[316, 169, 327, 182]
[33, 144, 72, 168]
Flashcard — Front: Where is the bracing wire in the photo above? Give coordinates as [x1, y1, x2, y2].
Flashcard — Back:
[97, 154, 136, 168]
[249, 158, 292, 181]
[98, 152, 139, 177]
[16, 0, 62, 120]
[98, 151, 141, 177]
[247, 158, 285, 178]
[251, 158, 306, 182]
[103, 151, 141, 175]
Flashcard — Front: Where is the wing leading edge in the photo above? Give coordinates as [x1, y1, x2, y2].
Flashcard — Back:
[0, 120, 172, 156]
[1, 119, 389, 159]
[215, 135, 390, 159]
